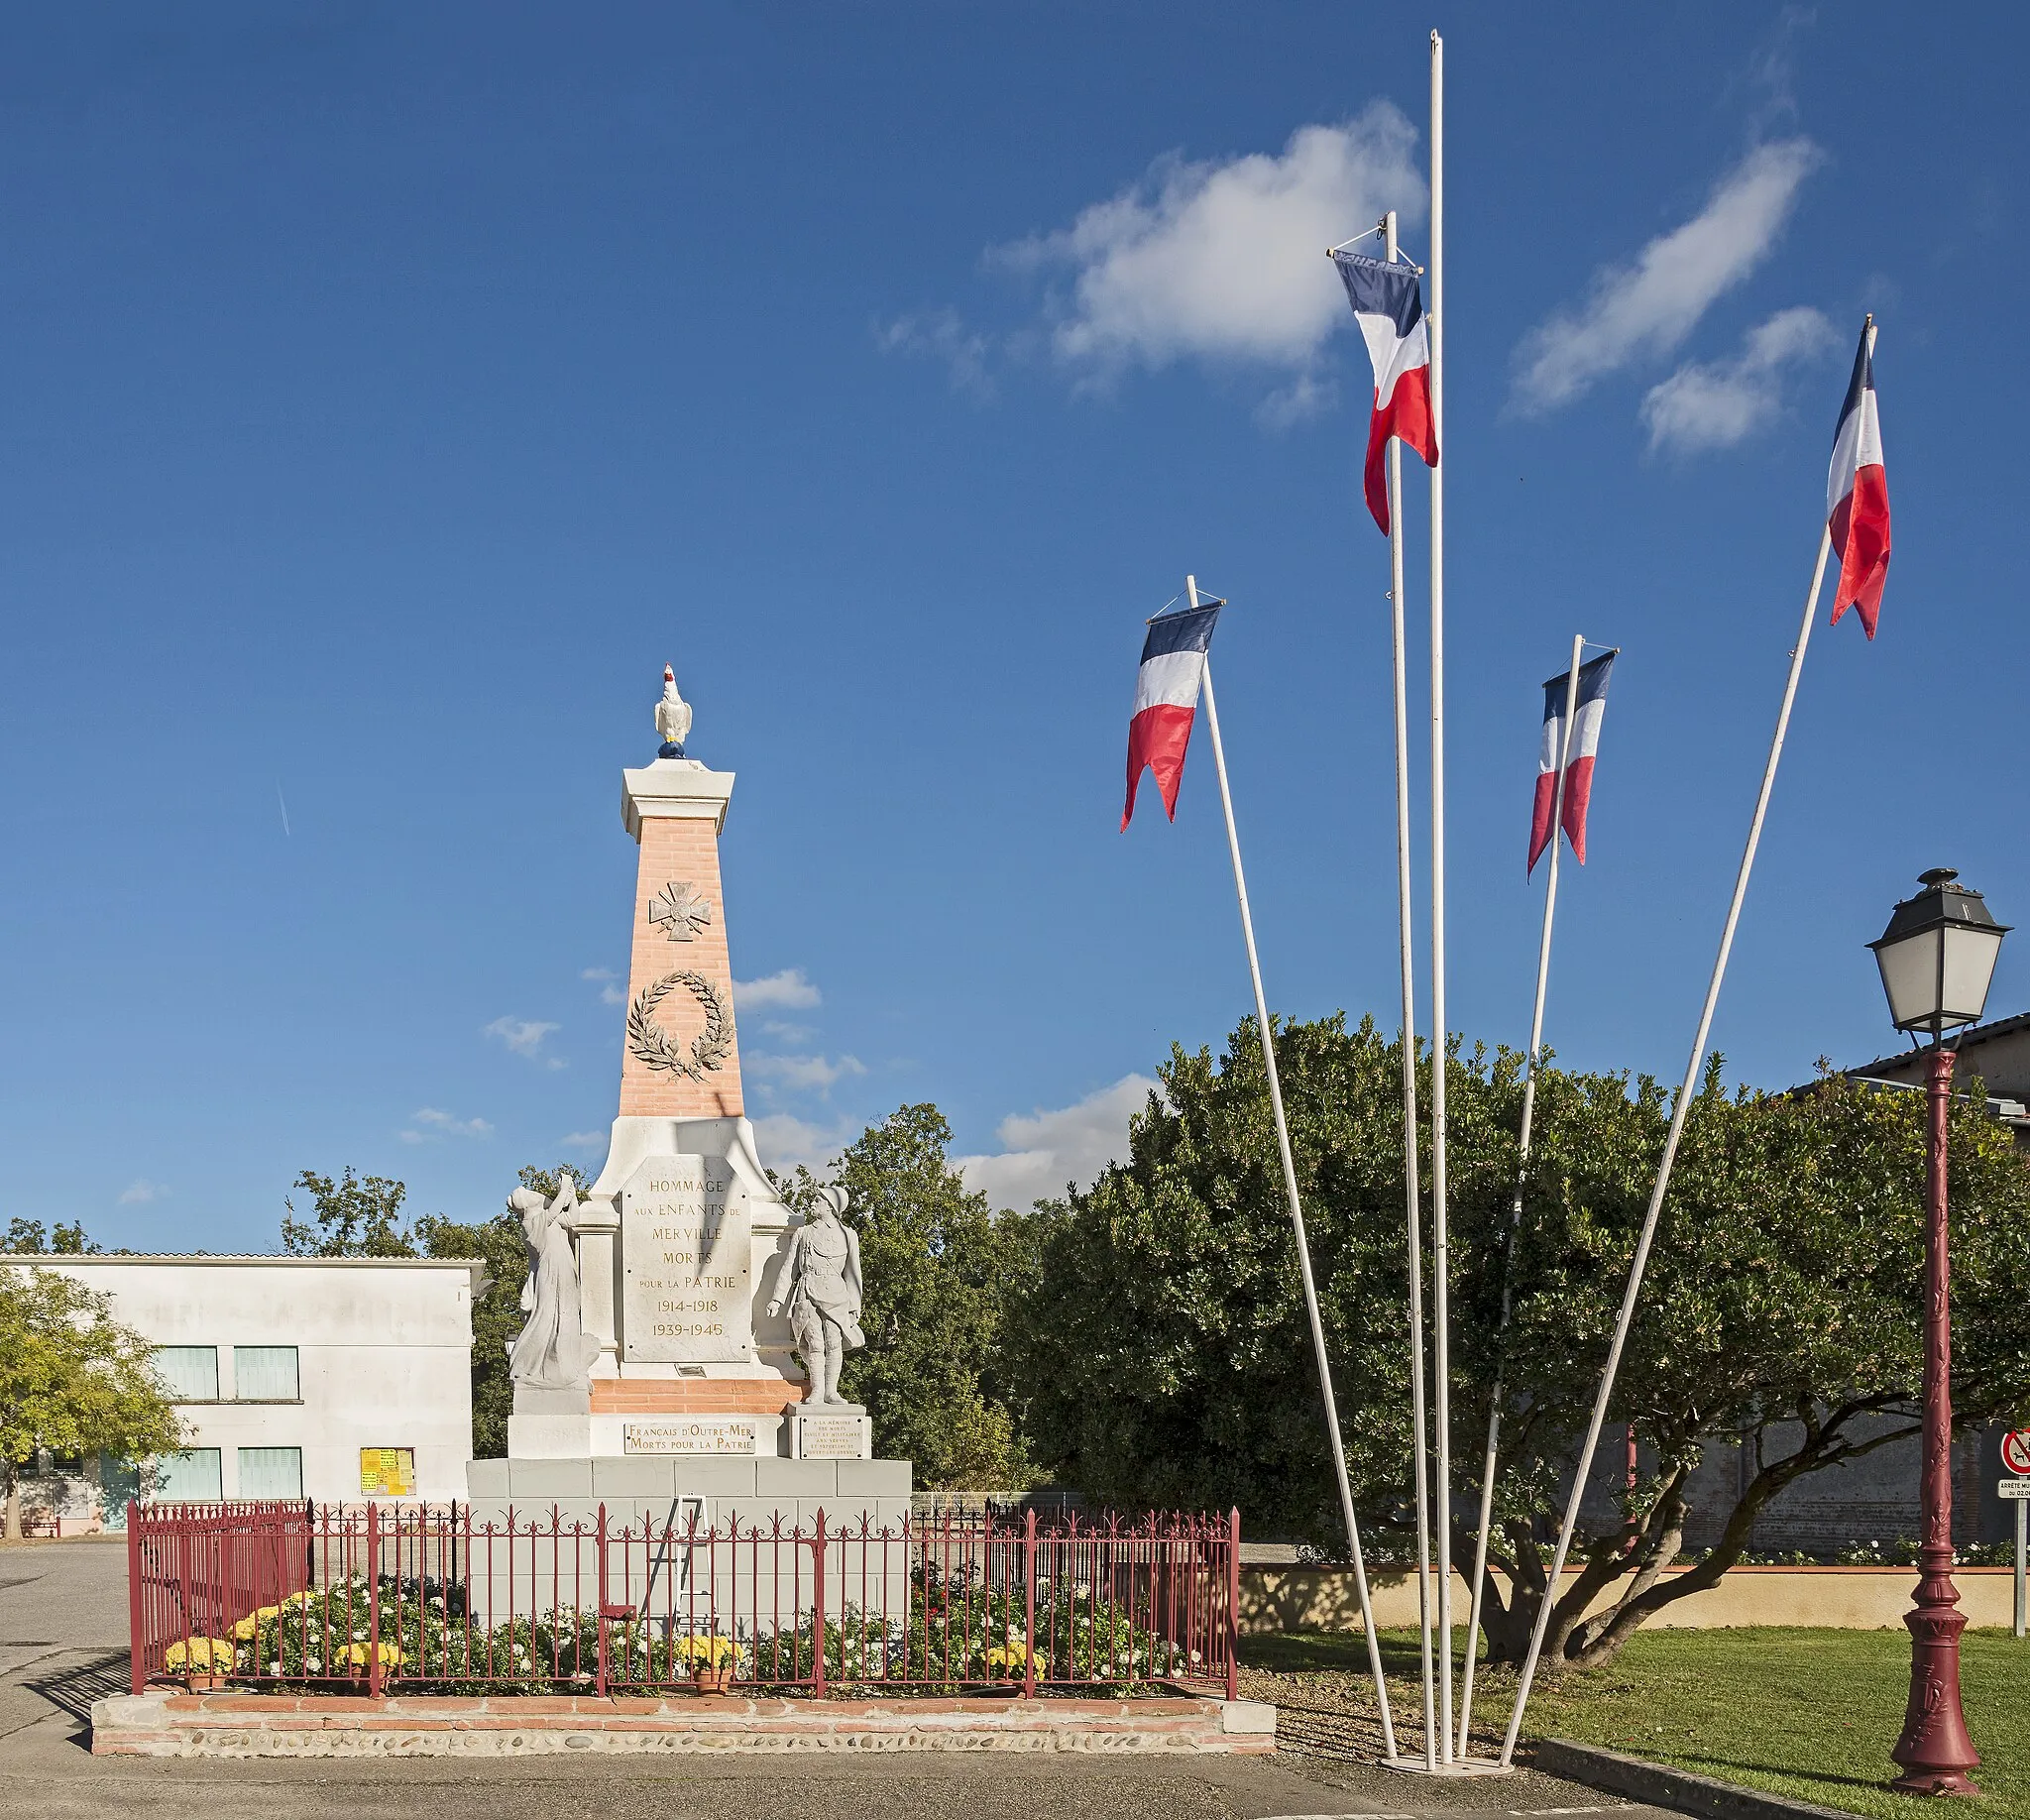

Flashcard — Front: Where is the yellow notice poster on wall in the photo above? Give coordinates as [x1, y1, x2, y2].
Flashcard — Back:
[358, 1447, 416, 1497]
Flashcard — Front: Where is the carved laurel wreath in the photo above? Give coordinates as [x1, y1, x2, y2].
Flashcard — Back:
[626, 970, 733, 1080]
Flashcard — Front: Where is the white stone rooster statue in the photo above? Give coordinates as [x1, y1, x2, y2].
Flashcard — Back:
[655, 663, 693, 756]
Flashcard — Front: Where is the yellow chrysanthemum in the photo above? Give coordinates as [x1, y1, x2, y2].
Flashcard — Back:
[228, 1604, 283, 1641]
[164, 1637, 234, 1670]
[673, 1634, 735, 1665]
[344, 1641, 402, 1668]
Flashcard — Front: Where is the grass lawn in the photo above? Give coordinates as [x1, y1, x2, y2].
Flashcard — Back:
[1241, 1627, 2029, 1820]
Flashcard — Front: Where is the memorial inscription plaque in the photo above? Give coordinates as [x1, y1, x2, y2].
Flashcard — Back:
[791, 1411, 871, 1460]
[621, 1153, 754, 1362]
[623, 1418, 759, 1456]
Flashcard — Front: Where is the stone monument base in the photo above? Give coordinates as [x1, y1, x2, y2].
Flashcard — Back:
[461, 1454, 913, 1627]
[467, 1452, 907, 1525]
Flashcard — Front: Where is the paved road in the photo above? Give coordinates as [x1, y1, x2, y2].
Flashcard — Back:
[0, 1537, 128, 1678]
[0, 1538, 1670, 1820]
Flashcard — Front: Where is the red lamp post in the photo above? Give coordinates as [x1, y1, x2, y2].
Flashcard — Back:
[1867, 867, 2009, 1797]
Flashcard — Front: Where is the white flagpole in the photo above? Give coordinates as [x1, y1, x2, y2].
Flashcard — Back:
[1426, 28, 1455, 1761]
[1501, 492, 1851, 1763]
[1456, 632, 1584, 1758]
[1382, 212, 1437, 1771]
[1190, 578, 1398, 1759]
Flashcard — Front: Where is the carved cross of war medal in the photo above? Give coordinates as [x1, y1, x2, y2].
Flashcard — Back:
[648, 880, 714, 943]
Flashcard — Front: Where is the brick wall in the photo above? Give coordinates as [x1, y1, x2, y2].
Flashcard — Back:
[619, 814, 745, 1119]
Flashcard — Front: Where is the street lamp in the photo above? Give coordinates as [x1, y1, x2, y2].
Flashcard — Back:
[1867, 867, 2009, 1797]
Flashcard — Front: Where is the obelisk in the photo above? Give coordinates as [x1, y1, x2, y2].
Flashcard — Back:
[475, 664, 906, 1552]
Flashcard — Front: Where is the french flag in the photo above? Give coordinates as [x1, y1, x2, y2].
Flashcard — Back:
[1122, 603, 1221, 831]
[1331, 249, 1437, 533]
[1528, 651, 1616, 873]
[1827, 322, 1890, 638]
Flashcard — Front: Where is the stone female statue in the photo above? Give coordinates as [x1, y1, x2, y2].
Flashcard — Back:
[766, 1185, 864, 1407]
[507, 1173, 602, 1392]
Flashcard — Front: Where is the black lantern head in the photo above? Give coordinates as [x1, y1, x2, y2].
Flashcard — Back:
[1868, 868, 2010, 1041]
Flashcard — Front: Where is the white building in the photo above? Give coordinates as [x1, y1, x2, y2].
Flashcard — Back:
[5, 1254, 480, 1530]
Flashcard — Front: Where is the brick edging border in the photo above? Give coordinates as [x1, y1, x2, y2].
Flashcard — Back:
[1532, 1738, 1868, 1820]
[90, 1689, 1279, 1759]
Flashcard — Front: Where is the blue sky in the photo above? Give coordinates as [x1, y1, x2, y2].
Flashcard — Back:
[6, 3, 2026, 1251]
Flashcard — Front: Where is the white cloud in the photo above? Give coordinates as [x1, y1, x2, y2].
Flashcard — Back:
[878, 309, 994, 398]
[1639, 306, 1837, 452]
[997, 108, 1423, 380]
[582, 967, 624, 1006]
[747, 1053, 867, 1095]
[751, 1112, 856, 1176]
[1512, 138, 1822, 413]
[581, 967, 616, 980]
[733, 968, 822, 1012]
[956, 1075, 1160, 1212]
[484, 1016, 564, 1068]
[560, 1130, 608, 1153]
[400, 1106, 494, 1144]
[763, 1019, 816, 1045]
[118, 1179, 168, 1206]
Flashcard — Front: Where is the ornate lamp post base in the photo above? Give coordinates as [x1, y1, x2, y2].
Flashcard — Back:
[1887, 1044, 1979, 1797]
[1889, 1575, 1979, 1794]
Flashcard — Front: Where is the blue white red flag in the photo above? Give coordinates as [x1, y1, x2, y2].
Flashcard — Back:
[1122, 604, 1221, 830]
[1528, 651, 1616, 873]
[1331, 250, 1437, 533]
[1827, 324, 1890, 638]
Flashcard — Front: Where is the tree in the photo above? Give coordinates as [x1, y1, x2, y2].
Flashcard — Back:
[4, 1218, 99, 1255]
[782, 1105, 1039, 1491]
[1007, 1012, 2030, 1668]
[0, 1265, 184, 1539]
[282, 1169, 413, 1257]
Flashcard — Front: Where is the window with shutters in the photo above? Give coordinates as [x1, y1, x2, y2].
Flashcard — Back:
[232, 1346, 299, 1401]
[237, 1446, 303, 1499]
[155, 1448, 223, 1501]
[152, 1346, 219, 1402]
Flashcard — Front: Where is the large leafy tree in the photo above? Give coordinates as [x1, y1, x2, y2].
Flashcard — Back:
[0, 1266, 184, 1539]
[1007, 1012, 2030, 1668]
[782, 1105, 1039, 1490]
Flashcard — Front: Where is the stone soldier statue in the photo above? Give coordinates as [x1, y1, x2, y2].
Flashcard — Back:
[766, 1185, 864, 1407]
[506, 1173, 602, 1392]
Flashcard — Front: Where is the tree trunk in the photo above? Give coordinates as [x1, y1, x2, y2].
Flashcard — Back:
[3, 1462, 20, 1542]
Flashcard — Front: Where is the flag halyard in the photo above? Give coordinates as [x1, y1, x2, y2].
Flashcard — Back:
[1332, 250, 1437, 533]
[1122, 604, 1222, 830]
[1827, 324, 1890, 638]
[1528, 651, 1616, 872]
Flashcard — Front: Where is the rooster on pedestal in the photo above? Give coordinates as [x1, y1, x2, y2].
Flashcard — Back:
[655, 663, 693, 758]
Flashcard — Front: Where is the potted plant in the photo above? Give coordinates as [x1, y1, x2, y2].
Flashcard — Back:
[164, 1636, 235, 1692]
[674, 1633, 737, 1694]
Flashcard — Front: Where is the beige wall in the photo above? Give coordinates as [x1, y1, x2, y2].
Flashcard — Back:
[1239, 1563, 2022, 1635]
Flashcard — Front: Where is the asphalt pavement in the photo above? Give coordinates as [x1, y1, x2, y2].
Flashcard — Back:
[0, 1537, 1673, 1820]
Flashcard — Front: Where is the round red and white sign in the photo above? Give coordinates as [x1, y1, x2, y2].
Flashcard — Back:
[2004, 1429, 2030, 1476]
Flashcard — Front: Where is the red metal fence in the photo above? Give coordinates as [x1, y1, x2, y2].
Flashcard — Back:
[127, 1502, 1240, 1701]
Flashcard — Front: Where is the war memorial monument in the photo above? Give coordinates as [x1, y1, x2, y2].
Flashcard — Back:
[466, 667, 910, 1536]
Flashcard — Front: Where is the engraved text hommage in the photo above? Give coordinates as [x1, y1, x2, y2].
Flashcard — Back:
[620, 1154, 754, 1363]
